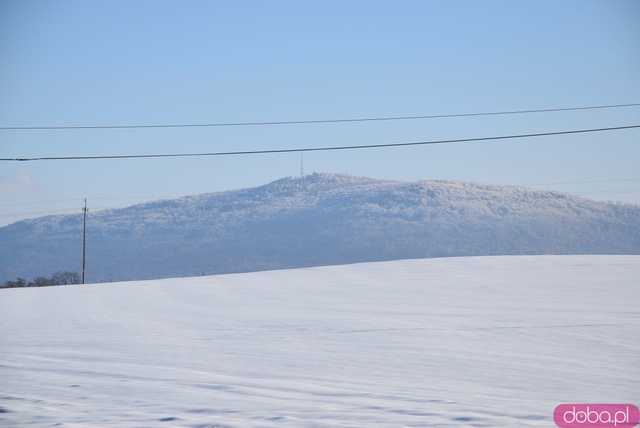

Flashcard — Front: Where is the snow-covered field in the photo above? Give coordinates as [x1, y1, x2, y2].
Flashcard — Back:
[1, 255, 638, 427]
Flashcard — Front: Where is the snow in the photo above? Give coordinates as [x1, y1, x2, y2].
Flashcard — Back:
[1, 255, 638, 427]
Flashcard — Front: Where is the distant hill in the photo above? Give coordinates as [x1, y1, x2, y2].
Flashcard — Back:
[1, 173, 639, 283]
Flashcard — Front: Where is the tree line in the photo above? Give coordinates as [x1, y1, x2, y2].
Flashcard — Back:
[2, 271, 81, 288]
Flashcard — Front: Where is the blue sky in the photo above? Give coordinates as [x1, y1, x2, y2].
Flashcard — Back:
[1, 0, 639, 225]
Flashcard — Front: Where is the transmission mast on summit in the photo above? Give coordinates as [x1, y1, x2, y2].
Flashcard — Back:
[300, 153, 305, 190]
[300, 152, 304, 178]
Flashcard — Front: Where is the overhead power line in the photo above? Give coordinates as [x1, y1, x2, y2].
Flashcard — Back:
[527, 178, 640, 187]
[576, 190, 640, 195]
[0, 206, 115, 219]
[0, 103, 639, 131]
[1, 124, 638, 162]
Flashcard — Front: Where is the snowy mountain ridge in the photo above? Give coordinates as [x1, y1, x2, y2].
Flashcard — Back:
[1, 173, 639, 282]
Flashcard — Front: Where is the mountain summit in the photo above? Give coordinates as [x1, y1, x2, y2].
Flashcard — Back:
[1, 173, 639, 283]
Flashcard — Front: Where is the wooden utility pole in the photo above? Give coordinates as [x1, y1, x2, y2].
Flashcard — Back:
[82, 198, 87, 284]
